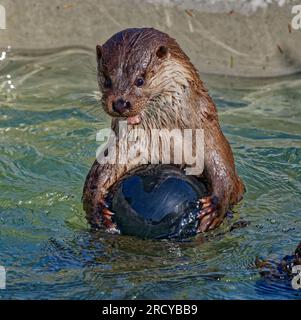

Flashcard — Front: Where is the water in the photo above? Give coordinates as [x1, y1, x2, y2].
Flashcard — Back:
[0, 48, 300, 299]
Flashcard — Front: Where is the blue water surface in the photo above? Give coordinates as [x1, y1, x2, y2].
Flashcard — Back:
[0, 49, 300, 299]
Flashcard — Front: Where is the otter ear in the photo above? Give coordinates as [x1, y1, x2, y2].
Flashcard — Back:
[156, 45, 168, 59]
[96, 45, 102, 61]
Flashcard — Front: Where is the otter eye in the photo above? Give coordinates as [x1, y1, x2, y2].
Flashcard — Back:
[104, 77, 112, 89]
[135, 78, 144, 87]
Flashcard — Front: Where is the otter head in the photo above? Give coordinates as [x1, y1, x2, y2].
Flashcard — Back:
[96, 28, 201, 126]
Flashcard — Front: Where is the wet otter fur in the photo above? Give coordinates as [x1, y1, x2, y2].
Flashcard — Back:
[82, 28, 245, 234]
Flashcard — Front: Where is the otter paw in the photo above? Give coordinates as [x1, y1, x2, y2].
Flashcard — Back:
[99, 200, 120, 234]
[197, 195, 219, 233]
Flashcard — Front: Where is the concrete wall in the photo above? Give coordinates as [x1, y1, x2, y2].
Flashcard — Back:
[0, 0, 300, 77]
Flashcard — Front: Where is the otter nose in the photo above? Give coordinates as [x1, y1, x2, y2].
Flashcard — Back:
[112, 98, 131, 114]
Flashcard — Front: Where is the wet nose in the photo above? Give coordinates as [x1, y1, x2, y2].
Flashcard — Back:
[112, 98, 131, 114]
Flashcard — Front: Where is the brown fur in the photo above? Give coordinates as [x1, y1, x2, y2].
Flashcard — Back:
[83, 28, 245, 230]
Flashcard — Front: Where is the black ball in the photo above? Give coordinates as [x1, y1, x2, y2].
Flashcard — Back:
[109, 165, 207, 239]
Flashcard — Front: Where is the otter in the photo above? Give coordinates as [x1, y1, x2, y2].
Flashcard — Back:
[82, 28, 245, 234]
[256, 242, 301, 283]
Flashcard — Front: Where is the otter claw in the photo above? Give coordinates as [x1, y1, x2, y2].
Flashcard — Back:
[100, 199, 110, 209]
[103, 208, 115, 216]
[98, 199, 119, 233]
[197, 195, 219, 233]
